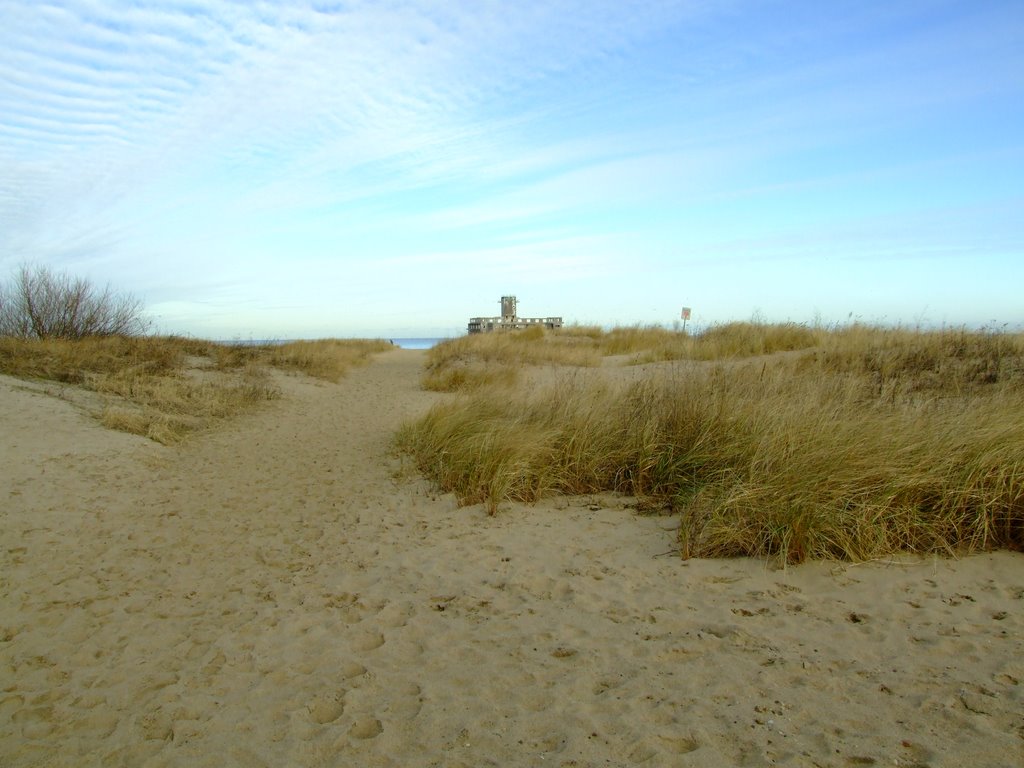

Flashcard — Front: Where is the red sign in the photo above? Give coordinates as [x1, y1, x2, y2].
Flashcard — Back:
[681, 307, 691, 320]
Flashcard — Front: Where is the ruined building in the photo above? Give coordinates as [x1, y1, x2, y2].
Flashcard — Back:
[467, 296, 563, 334]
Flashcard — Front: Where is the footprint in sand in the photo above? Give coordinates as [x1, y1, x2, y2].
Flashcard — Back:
[659, 734, 700, 754]
[351, 631, 385, 652]
[627, 741, 658, 763]
[139, 710, 173, 741]
[0, 695, 24, 720]
[78, 710, 120, 738]
[308, 692, 346, 724]
[12, 705, 55, 739]
[341, 661, 367, 679]
[349, 717, 383, 739]
[378, 600, 414, 628]
[389, 682, 423, 720]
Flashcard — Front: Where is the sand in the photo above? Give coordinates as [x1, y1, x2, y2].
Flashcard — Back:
[2, 349, 1022, 767]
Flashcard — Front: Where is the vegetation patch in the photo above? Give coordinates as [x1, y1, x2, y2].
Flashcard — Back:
[421, 325, 600, 391]
[398, 325, 1024, 562]
[264, 339, 393, 382]
[0, 334, 390, 443]
[1, 264, 395, 442]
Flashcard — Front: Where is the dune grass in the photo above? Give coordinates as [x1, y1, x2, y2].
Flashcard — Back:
[423, 321, 829, 391]
[397, 325, 1024, 562]
[263, 339, 393, 382]
[0, 335, 390, 443]
[422, 325, 599, 391]
[594, 321, 823, 361]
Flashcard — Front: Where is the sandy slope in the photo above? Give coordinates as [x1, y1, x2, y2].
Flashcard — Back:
[2, 350, 1022, 767]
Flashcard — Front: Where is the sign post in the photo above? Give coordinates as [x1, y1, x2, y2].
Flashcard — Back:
[680, 306, 691, 332]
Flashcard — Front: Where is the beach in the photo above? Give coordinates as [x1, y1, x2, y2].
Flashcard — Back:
[2, 347, 1022, 767]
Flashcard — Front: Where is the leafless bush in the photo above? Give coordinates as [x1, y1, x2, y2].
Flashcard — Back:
[0, 264, 149, 339]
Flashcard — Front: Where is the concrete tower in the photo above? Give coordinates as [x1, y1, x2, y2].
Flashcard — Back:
[500, 296, 517, 323]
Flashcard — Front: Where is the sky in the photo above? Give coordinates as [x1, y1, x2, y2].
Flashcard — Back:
[1, 0, 1022, 339]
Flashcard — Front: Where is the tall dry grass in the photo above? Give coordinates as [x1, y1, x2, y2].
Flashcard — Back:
[596, 321, 822, 361]
[397, 326, 1024, 562]
[0, 334, 187, 381]
[0, 335, 390, 443]
[424, 321, 830, 386]
[422, 326, 599, 391]
[264, 339, 393, 382]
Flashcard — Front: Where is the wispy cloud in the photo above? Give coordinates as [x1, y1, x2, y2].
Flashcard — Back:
[1, 1, 1021, 334]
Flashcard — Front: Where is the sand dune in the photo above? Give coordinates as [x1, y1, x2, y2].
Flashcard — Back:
[2, 349, 1022, 767]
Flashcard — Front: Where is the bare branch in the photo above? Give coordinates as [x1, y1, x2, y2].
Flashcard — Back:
[0, 264, 149, 339]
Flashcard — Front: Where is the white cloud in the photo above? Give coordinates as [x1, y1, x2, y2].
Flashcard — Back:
[1, 1, 1021, 334]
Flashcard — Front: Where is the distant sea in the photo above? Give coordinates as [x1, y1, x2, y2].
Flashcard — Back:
[391, 337, 449, 349]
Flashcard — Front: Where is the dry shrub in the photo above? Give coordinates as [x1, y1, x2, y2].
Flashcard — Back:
[398, 326, 1024, 561]
[0, 264, 148, 339]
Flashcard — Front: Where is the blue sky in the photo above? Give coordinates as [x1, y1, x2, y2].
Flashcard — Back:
[1, 0, 1021, 338]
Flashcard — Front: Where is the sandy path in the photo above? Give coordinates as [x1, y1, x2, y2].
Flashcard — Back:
[2, 350, 1023, 767]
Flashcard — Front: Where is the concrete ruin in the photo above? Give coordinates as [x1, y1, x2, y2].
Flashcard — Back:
[467, 296, 563, 334]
